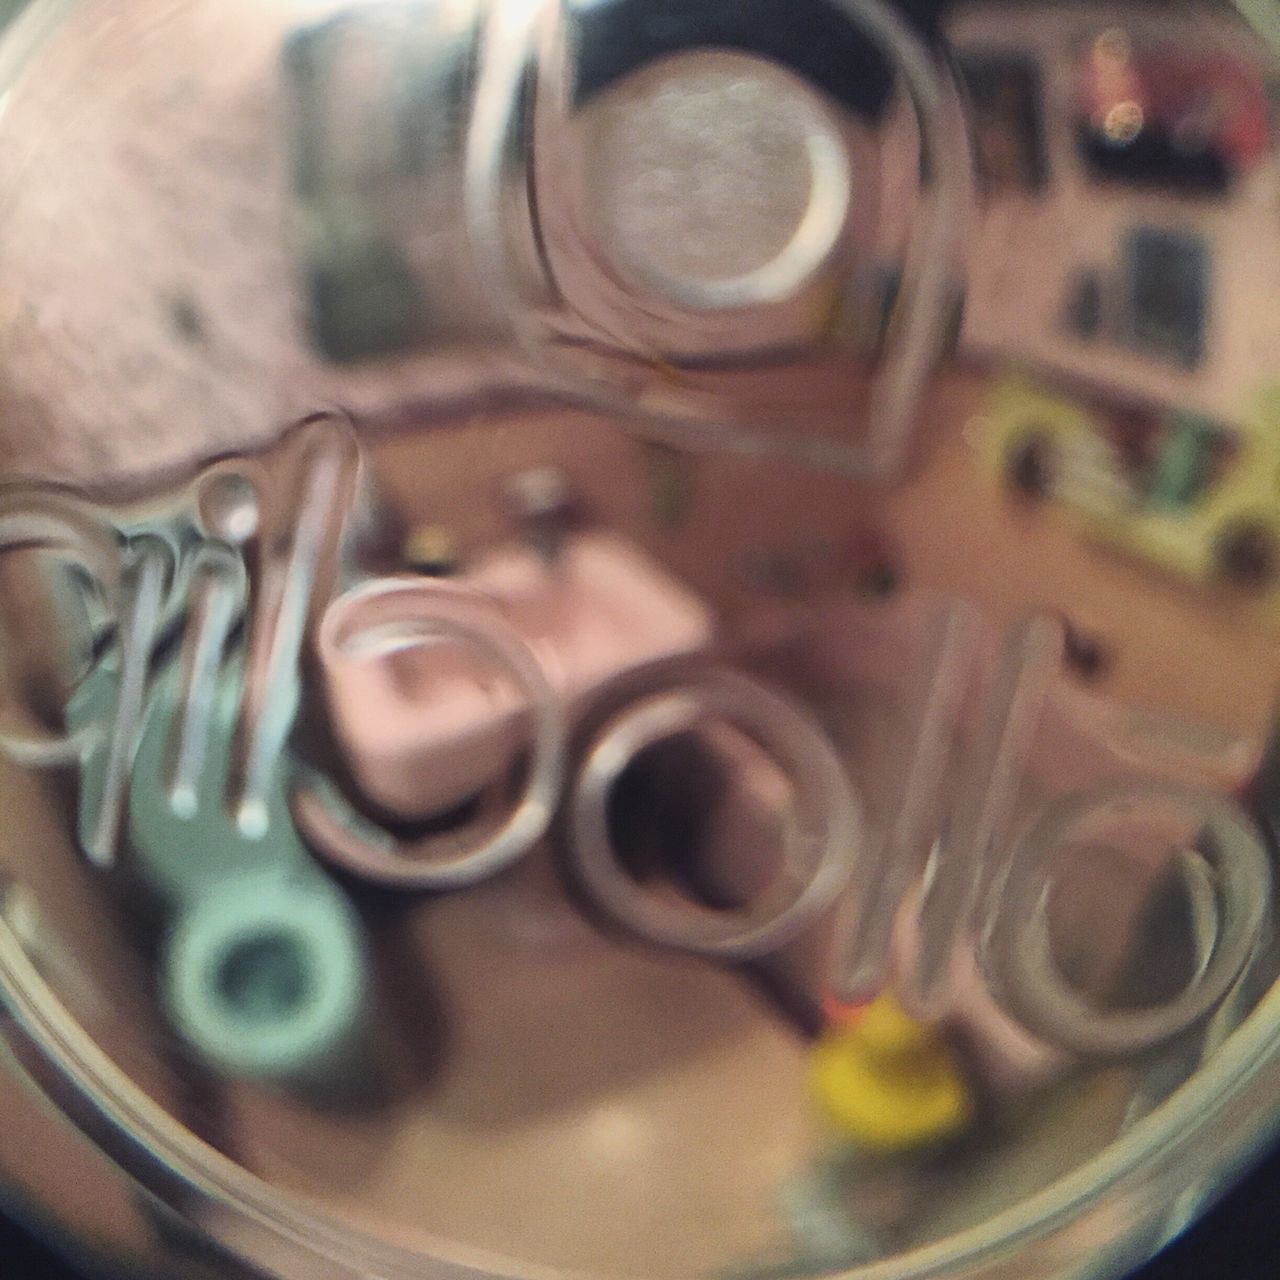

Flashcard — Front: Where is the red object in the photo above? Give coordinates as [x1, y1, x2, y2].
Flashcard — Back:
[822, 991, 876, 1028]
[1079, 34, 1270, 171]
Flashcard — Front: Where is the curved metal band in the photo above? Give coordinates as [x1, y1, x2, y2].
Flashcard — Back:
[465, 0, 973, 479]
[292, 579, 566, 890]
[566, 668, 860, 959]
[0, 492, 123, 766]
[981, 783, 1272, 1058]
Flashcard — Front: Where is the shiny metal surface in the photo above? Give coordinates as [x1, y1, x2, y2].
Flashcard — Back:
[294, 577, 568, 889]
[0, 1, 1278, 1279]
[566, 667, 861, 959]
[0, 0, 968, 484]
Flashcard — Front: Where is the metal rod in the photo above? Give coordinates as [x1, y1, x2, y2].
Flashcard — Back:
[84, 536, 171, 867]
[166, 547, 244, 820]
[827, 599, 979, 1004]
[909, 613, 1064, 1012]
[235, 427, 351, 840]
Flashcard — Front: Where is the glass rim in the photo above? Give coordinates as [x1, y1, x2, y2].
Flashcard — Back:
[3, 890, 1280, 1280]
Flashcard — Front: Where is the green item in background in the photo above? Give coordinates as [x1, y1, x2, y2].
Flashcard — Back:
[1149, 413, 1220, 512]
[69, 651, 376, 1094]
[645, 442, 697, 532]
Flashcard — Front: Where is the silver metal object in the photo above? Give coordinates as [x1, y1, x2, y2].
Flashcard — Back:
[279, 0, 973, 478]
[468, 0, 974, 478]
[82, 533, 174, 866]
[166, 543, 248, 819]
[3, 424, 380, 1091]
[566, 668, 861, 960]
[576, 51, 854, 314]
[827, 598, 981, 1004]
[0, 412, 359, 868]
[910, 614, 1067, 1012]
[0, 488, 125, 766]
[0, 0, 970, 489]
[232, 416, 359, 840]
[0, 493, 184, 866]
[293, 576, 567, 890]
[981, 784, 1273, 1058]
[0, 5, 1277, 1280]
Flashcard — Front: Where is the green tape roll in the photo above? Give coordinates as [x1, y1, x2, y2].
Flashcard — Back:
[161, 871, 372, 1090]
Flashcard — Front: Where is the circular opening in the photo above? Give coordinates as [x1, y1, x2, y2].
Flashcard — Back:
[604, 723, 798, 912]
[301, 582, 566, 889]
[568, 673, 859, 959]
[1043, 838, 1216, 1014]
[986, 785, 1270, 1058]
[214, 930, 315, 1029]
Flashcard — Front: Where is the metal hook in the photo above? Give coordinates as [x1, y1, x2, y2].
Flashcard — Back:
[0, 488, 185, 866]
[165, 542, 249, 821]
[81, 532, 177, 867]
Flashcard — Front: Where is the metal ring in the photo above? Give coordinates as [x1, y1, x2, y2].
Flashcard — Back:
[0, 491, 123, 766]
[566, 669, 860, 960]
[292, 579, 566, 890]
[466, 0, 972, 480]
[162, 872, 370, 1086]
[980, 784, 1272, 1058]
[580, 51, 854, 314]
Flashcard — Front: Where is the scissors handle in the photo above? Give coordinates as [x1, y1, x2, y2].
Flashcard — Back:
[565, 668, 859, 959]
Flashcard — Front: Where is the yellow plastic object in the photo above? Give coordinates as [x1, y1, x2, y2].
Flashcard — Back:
[976, 374, 1131, 517]
[810, 994, 972, 1152]
[977, 374, 1280, 618]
